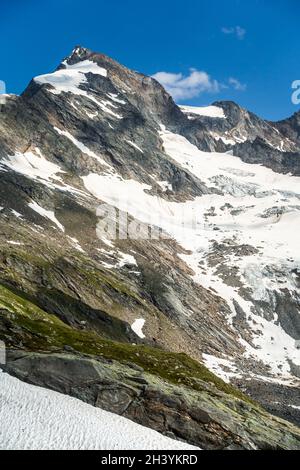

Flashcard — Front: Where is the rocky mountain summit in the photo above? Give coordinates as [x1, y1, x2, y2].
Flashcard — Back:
[0, 46, 299, 449]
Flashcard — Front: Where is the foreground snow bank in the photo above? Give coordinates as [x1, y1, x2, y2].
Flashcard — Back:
[0, 371, 198, 450]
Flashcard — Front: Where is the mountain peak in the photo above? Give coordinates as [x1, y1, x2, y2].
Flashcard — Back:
[72, 45, 91, 56]
[63, 45, 94, 65]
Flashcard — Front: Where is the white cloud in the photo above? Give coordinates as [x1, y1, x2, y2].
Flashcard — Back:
[221, 26, 246, 40]
[152, 69, 247, 102]
[152, 69, 220, 101]
[228, 77, 247, 91]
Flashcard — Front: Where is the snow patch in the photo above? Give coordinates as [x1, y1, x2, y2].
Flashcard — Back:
[1, 149, 64, 184]
[157, 180, 172, 192]
[126, 140, 144, 153]
[203, 354, 242, 383]
[131, 319, 145, 339]
[28, 201, 64, 232]
[117, 252, 137, 267]
[10, 210, 23, 219]
[180, 105, 225, 118]
[35, 61, 123, 119]
[0, 149, 88, 197]
[34, 60, 107, 94]
[67, 237, 85, 253]
[107, 93, 126, 104]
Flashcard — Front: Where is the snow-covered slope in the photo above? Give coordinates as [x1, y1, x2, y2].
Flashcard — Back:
[82, 125, 300, 384]
[180, 105, 225, 119]
[0, 372, 198, 450]
[159, 129, 300, 381]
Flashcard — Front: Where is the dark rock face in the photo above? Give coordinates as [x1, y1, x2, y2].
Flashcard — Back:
[0, 46, 299, 447]
[274, 111, 300, 146]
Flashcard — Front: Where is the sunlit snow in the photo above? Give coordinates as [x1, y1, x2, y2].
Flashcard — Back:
[180, 105, 225, 118]
[1, 149, 63, 184]
[82, 127, 300, 381]
[28, 201, 65, 232]
[34, 60, 107, 94]
[126, 140, 144, 153]
[35, 60, 123, 119]
[131, 318, 146, 339]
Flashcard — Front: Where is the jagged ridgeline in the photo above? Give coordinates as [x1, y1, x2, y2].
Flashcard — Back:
[0, 46, 299, 449]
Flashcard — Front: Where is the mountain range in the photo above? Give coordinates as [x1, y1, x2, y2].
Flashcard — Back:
[0, 46, 299, 450]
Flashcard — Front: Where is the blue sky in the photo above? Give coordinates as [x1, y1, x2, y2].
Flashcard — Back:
[1, 0, 299, 120]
